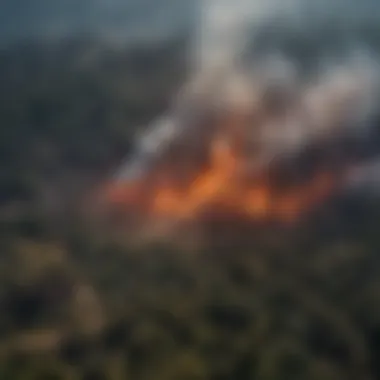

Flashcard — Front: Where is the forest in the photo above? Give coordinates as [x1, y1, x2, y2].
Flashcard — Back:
[1, 37, 380, 380]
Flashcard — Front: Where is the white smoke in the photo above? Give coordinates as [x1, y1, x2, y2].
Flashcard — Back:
[114, 0, 380, 188]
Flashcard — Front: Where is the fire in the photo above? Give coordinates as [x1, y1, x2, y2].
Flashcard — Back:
[106, 128, 339, 225]
[104, 63, 377, 227]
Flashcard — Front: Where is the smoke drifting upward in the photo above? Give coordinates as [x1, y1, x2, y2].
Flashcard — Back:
[105, 0, 380, 236]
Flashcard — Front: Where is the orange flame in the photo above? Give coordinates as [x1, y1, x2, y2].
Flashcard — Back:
[106, 128, 339, 225]
[103, 65, 378, 229]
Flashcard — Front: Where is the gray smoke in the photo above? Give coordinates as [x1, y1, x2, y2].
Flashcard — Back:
[114, 0, 380, 192]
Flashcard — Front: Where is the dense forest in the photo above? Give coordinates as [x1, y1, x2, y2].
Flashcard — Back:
[2, 37, 380, 380]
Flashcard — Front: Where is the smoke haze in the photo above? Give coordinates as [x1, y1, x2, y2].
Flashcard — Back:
[105, 0, 380, 227]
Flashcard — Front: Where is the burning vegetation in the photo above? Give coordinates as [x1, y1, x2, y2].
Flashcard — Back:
[105, 57, 380, 234]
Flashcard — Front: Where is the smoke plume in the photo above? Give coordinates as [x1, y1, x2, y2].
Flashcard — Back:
[107, 0, 380, 231]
